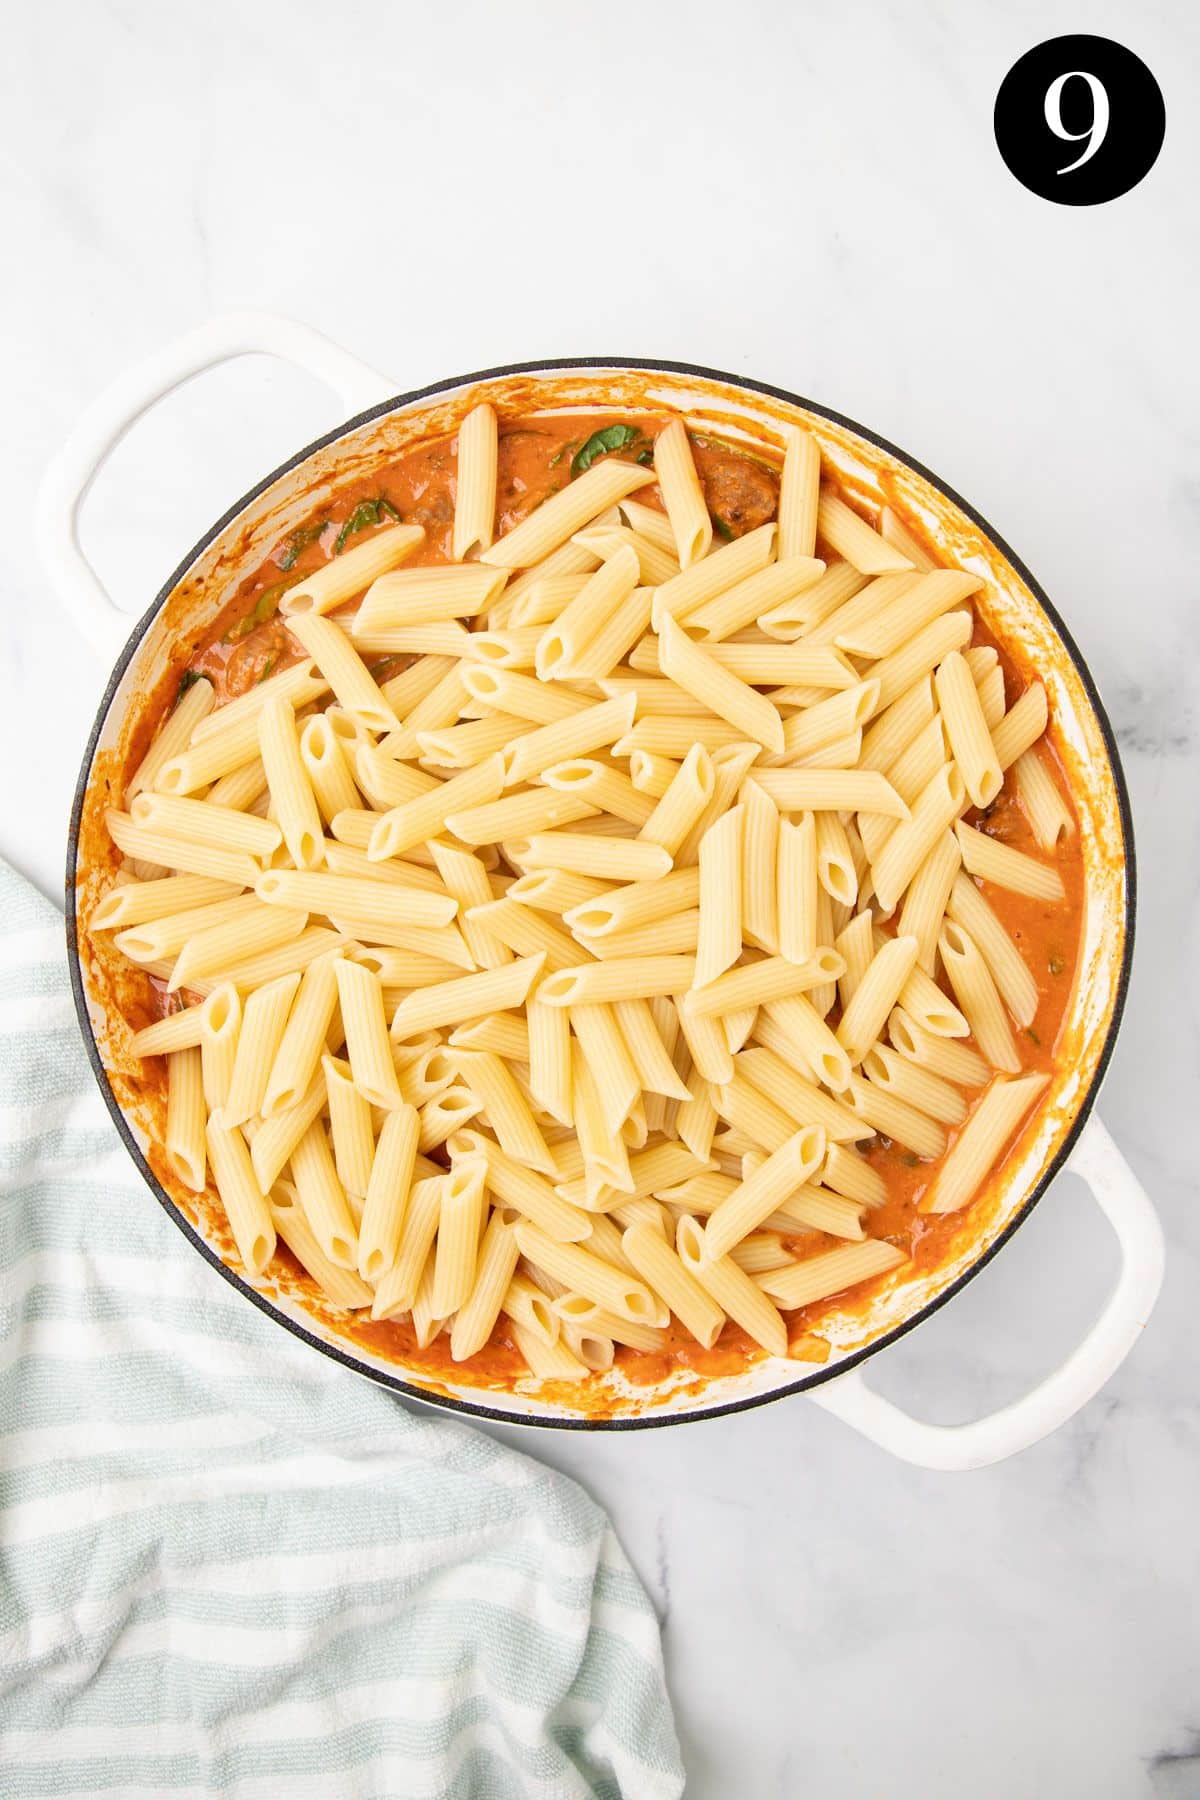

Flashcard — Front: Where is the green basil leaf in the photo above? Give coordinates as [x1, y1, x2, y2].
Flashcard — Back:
[710, 512, 735, 541]
[277, 518, 328, 570]
[225, 577, 297, 641]
[175, 669, 203, 703]
[570, 424, 641, 478]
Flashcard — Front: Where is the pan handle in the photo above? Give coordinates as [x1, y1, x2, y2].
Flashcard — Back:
[35, 311, 395, 660]
[808, 1113, 1163, 1470]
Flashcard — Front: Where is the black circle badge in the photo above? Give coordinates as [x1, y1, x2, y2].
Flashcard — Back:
[995, 35, 1165, 205]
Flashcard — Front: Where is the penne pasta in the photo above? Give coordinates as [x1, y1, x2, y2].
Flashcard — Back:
[452, 403, 499, 560]
[281, 523, 424, 616]
[921, 1073, 1048, 1213]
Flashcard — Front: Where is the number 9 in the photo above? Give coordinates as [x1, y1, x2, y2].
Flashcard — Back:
[1044, 71, 1110, 173]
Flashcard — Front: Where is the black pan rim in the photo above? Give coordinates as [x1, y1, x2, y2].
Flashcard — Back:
[64, 353, 1136, 1434]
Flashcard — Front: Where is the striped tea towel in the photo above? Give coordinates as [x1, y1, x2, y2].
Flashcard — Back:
[0, 862, 684, 1800]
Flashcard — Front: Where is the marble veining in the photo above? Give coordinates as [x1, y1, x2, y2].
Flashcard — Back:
[2, 1, 1197, 1793]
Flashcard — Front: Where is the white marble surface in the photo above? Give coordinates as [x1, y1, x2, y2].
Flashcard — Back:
[4, 1, 1199, 1792]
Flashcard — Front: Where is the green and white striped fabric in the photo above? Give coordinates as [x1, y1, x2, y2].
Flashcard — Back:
[0, 864, 684, 1799]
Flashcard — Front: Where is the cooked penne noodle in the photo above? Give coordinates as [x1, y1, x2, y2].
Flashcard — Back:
[651, 522, 776, 628]
[759, 992, 851, 1091]
[731, 1047, 871, 1143]
[430, 1156, 489, 1315]
[355, 566, 508, 635]
[321, 1055, 376, 1197]
[887, 1006, 990, 1086]
[128, 674, 215, 800]
[357, 1102, 420, 1280]
[249, 1069, 329, 1196]
[938, 920, 1021, 1072]
[91, 873, 240, 932]
[450, 402, 499, 560]
[206, 1116, 276, 1276]
[572, 526, 679, 588]
[286, 612, 400, 733]
[684, 949, 843, 1018]
[653, 418, 711, 568]
[860, 1044, 966, 1126]
[695, 804, 744, 989]
[815, 490, 913, 574]
[372, 1175, 443, 1318]
[255, 868, 456, 930]
[757, 559, 867, 639]
[166, 1047, 207, 1190]
[222, 972, 301, 1128]
[534, 546, 641, 680]
[129, 791, 280, 859]
[820, 1141, 888, 1208]
[449, 1214, 522, 1361]
[836, 934, 919, 1065]
[540, 759, 654, 827]
[776, 812, 818, 964]
[838, 570, 982, 660]
[199, 983, 242, 1113]
[517, 832, 672, 883]
[858, 675, 937, 777]
[991, 682, 1048, 769]
[388, 955, 545, 1041]
[675, 1214, 787, 1356]
[897, 830, 961, 972]
[750, 769, 907, 818]
[955, 821, 1065, 902]
[868, 610, 974, 712]
[704, 1126, 826, 1259]
[298, 715, 361, 825]
[565, 866, 699, 938]
[513, 1222, 659, 1324]
[740, 778, 779, 951]
[946, 871, 1039, 1026]
[813, 810, 857, 908]
[688, 555, 826, 642]
[879, 505, 936, 571]
[105, 809, 260, 887]
[258, 695, 325, 871]
[870, 763, 966, 914]
[450, 1047, 555, 1173]
[777, 427, 821, 560]
[526, 996, 573, 1127]
[502, 694, 635, 787]
[658, 614, 785, 752]
[1014, 749, 1074, 849]
[757, 1239, 907, 1309]
[367, 753, 505, 862]
[334, 958, 405, 1108]
[935, 651, 1002, 809]
[280, 524, 424, 616]
[480, 460, 655, 569]
[922, 1073, 1049, 1213]
[263, 950, 342, 1116]
[539, 957, 696, 1007]
[622, 1220, 725, 1347]
[637, 744, 715, 856]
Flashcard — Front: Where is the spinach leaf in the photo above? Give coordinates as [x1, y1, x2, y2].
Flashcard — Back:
[549, 440, 579, 469]
[175, 669, 203, 704]
[635, 447, 654, 466]
[571, 424, 641, 478]
[225, 577, 295, 642]
[277, 517, 328, 570]
[334, 495, 401, 554]
[256, 653, 277, 685]
[710, 512, 734, 542]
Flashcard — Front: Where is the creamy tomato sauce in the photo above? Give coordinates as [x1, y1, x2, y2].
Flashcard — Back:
[127, 410, 1083, 1401]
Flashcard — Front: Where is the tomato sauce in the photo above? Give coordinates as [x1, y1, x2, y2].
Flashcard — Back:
[118, 411, 1083, 1403]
